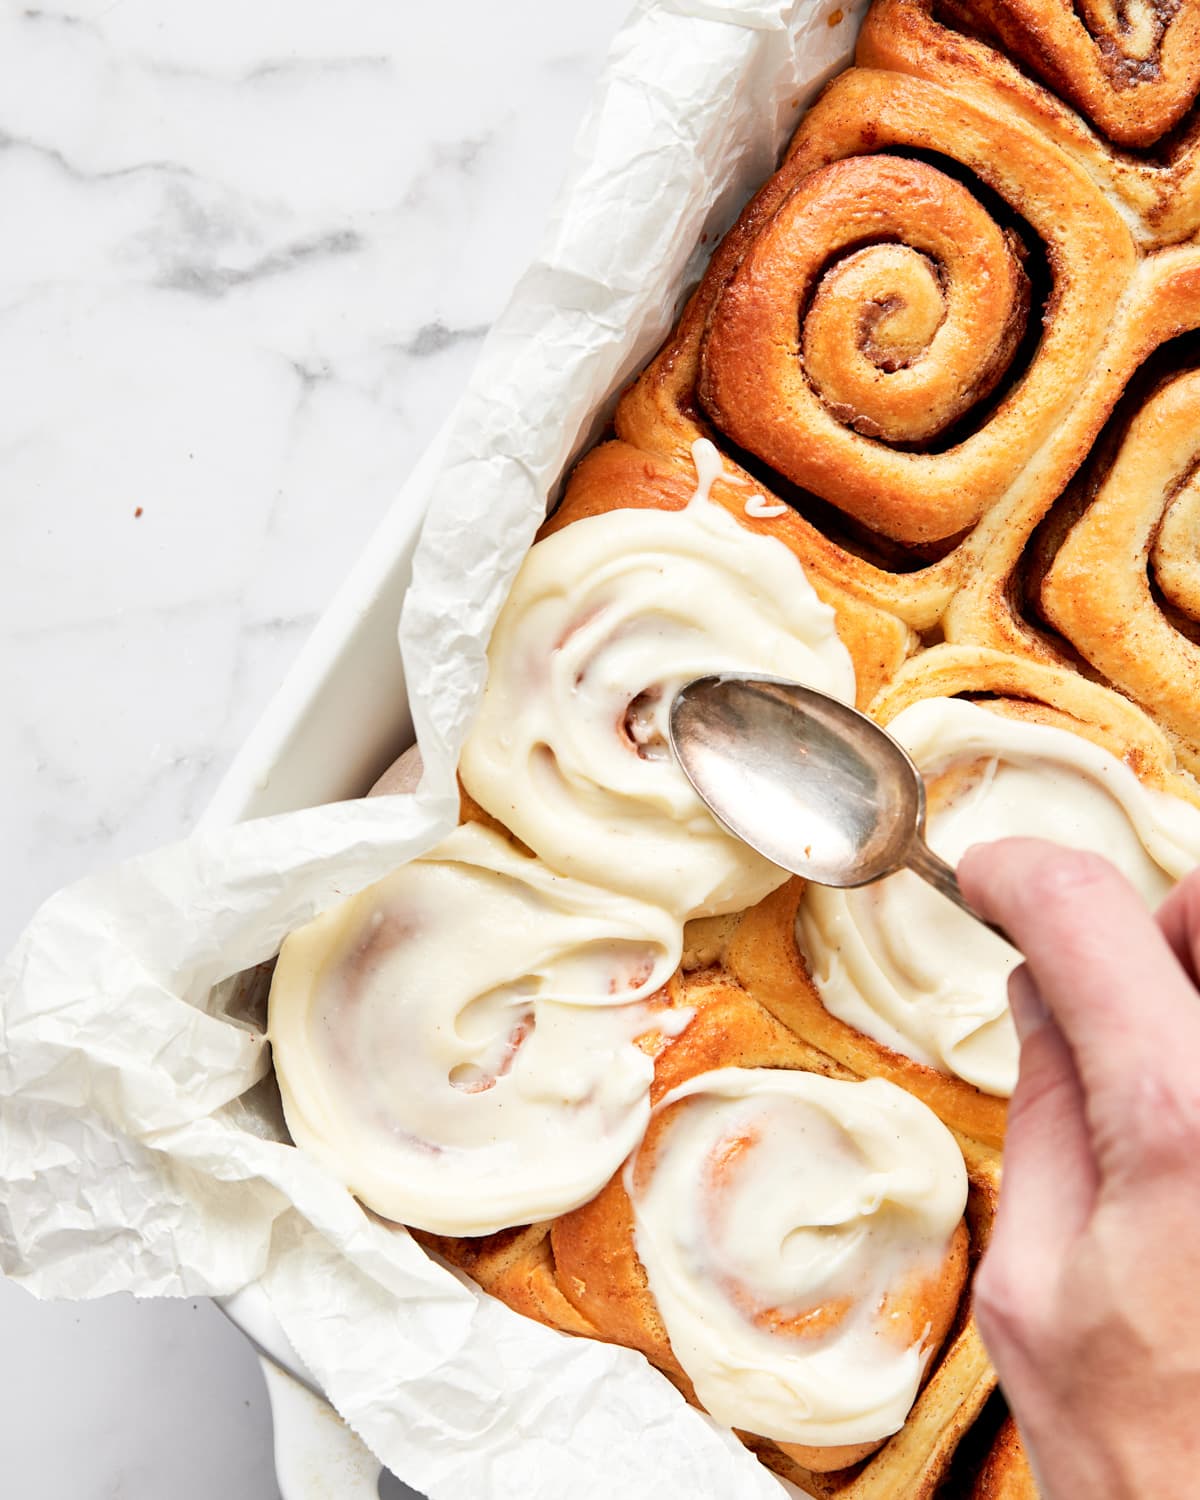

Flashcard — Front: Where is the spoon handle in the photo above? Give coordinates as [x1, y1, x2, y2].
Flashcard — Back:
[906, 840, 1018, 951]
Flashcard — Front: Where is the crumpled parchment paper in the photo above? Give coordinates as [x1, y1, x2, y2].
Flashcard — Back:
[0, 2, 865, 1494]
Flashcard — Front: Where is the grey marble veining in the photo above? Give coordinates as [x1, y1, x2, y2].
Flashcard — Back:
[0, 1, 630, 1495]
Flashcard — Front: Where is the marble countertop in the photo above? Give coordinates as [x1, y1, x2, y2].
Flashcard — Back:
[1, 1, 629, 1494]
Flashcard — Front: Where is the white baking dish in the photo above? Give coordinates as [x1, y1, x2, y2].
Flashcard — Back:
[195, 3, 864, 1492]
[202, 423, 451, 1499]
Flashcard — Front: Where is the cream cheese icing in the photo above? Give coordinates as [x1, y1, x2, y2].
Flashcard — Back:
[799, 697, 1200, 1097]
[458, 439, 856, 921]
[268, 822, 686, 1236]
[627, 1066, 968, 1448]
[744, 494, 789, 519]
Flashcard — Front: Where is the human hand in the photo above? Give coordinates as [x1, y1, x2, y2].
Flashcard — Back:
[958, 838, 1200, 1499]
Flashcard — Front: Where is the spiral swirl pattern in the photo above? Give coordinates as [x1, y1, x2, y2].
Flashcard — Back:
[694, 71, 1135, 553]
[956, 0, 1200, 147]
[798, 695, 1200, 1097]
[625, 1066, 969, 1452]
[459, 440, 855, 921]
[268, 823, 684, 1236]
[703, 157, 1029, 455]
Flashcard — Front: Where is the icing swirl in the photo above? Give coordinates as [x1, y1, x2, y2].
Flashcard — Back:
[269, 823, 684, 1235]
[799, 698, 1200, 1096]
[627, 1066, 968, 1448]
[459, 440, 855, 920]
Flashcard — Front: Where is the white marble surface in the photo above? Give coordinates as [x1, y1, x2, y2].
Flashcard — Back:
[1, 1, 630, 1494]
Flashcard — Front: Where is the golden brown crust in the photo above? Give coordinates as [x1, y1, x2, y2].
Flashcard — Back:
[857, 0, 1200, 245]
[971, 1416, 1041, 1498]
[943, 0, 1200, 149]
[415, 1224, 602, 1339]
[1039, 369, 1200, 772]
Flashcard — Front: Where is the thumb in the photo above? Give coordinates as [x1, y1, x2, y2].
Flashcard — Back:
[976, 967, 1096, 1343]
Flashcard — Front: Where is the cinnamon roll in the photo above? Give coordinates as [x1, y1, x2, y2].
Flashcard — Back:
[1038, 368, 1200, 773]
[268, 822, 685, 1235]
[613, 42, 1147, 664]
[939, 0, 1200, 149]
[625, 1067, 968, 1455]
[801, 698, 1196, 1082]
[858, 0, 1200, 246]
[698, 152, 1033, 543]
[724, 649, 1200, 1143]
[547, 979, 996, 1493]
[458, 439, 860, 922]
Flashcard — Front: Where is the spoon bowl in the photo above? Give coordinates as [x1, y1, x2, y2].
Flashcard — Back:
[669, 674, 1012, 945]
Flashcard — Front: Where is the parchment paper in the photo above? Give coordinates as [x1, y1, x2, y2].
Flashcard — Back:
[0, 2, 867, 1494]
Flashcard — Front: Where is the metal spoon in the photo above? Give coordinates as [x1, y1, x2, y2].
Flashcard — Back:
[669, 673, 1014, 947]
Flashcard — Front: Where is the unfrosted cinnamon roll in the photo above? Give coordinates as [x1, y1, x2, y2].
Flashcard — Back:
[698, 152, 1032, 543]
[458, 439, 860, 922]
[268, 821, 686, 1235]
[943, 0, 1200, 149]
[1039, 367, 1200, 773]
[614, 45, 1144, 661]
[858, 0, 1200, 247]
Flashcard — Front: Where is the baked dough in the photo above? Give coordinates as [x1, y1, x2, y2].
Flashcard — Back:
[268, 0, 1200, 1490]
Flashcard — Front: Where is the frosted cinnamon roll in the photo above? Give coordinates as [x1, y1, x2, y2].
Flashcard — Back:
[418, 972, 996, 1493]
[547, 980, 989, 1487]
[799, 696, 1200, 1099]
[625, 1066, 969, 1456]
[459, 438, 855, 921]
[268, 822, 684, 1235]
[721, 649, 1200, 1143]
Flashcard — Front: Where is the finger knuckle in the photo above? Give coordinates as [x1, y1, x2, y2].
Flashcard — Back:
[973, 1256, 1033, 1349]
[1019, 848, 1114, 914]
[1115, 1073, 1200, 1178]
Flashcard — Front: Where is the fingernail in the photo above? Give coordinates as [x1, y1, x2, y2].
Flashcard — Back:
[1008, 966, 1050, 1041]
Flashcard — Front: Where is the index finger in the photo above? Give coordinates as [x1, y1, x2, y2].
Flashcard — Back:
[959, 838, 1200, 1177]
